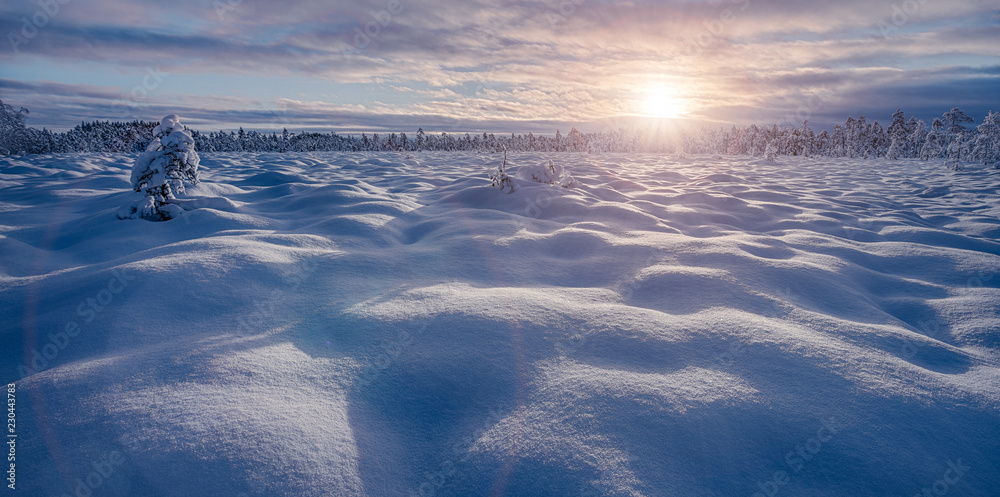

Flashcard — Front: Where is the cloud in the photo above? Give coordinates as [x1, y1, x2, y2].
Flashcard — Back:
[1, 0, 996, 131]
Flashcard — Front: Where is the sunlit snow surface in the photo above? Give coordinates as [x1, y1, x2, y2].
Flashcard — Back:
[2, 152, 999, 496]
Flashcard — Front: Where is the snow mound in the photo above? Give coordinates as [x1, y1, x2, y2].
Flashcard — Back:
[513, 158, 580, 188]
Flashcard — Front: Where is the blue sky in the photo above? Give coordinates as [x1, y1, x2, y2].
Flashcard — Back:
[1, 0, 998, 133]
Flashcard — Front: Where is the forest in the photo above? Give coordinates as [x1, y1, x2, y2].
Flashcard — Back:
[1, 100, 997, 167]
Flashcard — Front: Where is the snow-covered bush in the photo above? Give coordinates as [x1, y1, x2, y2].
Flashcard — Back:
[489, 152, 579, 193]
[489, 150, 514, 193]
[119, 115, 200, 220]
[515, 159, 579, 188]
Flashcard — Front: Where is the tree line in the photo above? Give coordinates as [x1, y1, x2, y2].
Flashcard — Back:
[1, 100, 997, 167]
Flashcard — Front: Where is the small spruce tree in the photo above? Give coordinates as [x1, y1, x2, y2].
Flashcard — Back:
[119, 115, 200, 220]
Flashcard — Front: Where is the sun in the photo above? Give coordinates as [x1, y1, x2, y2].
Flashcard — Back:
[642, 88, 687, 119]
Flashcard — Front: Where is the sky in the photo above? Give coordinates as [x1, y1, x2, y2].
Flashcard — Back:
[0, 0, 998, 134]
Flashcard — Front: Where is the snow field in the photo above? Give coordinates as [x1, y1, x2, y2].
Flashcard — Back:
[1, 152, 998, 496]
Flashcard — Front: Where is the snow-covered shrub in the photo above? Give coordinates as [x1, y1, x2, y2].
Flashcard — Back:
[119, 115, 200, 220]
[515, 158, 579, 188]
[489, 150, 514, 193]
[489, 152, 579, 192]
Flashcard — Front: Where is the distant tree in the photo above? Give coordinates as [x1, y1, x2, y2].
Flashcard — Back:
[920, 118, 946, 160]
[816, 130, 831, 155]
[941, 107, 975, 135]
[830, 124, 847, 157]
[868, 121, 888, 158]
[764, 140, 778, 161]
[972, 111, 1000, 167]
[886, 109, 910, 159]
[0, 100, 31, 154]
[908, 119, 927, 158]
[886, 136, 902, 160]
[945, 132, 966, 170]
[568, 127, 585, 151]
[801, 121, 815, 156]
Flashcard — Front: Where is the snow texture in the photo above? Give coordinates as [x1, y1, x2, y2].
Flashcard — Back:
[2, 152, 999, 496]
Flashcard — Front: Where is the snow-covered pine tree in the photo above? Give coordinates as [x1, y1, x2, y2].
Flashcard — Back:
[801, 121, 815, 157]
[568, 127, 585, 152]
[119, 114, 201, 220]
[886, 136, 902, 160]
[908, 119, 927, 158]
[764, 140, 778, 161]
[886, 109, 909, 159]
[830, 125, 846, 157]
[868, 121, 887, 158]
[919, 118, 946, 161]
[941, 107, 975, 135]
[0, 100, 31, 154]
[972, 111, 1000, 167]
[946, 131, 966, 171]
